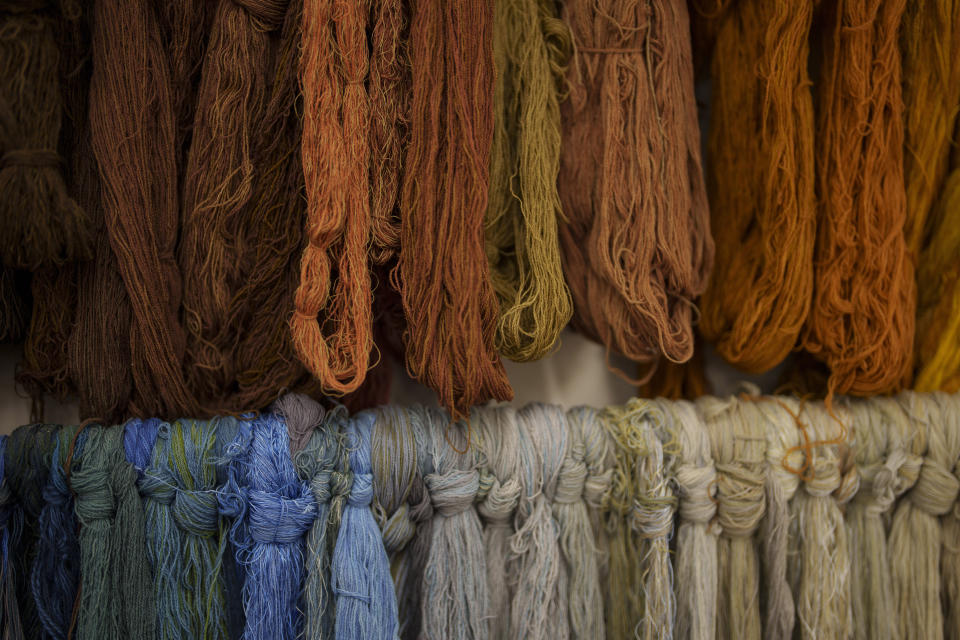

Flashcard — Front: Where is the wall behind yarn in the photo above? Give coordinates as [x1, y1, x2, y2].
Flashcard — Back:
[0, 329, 779, 435]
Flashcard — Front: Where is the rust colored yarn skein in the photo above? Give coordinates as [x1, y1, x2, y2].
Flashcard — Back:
[697, 0, 817, 374]
[558, 0, 712, 379]
[399, 0, 513, 419]
[803, 0, 915, 397]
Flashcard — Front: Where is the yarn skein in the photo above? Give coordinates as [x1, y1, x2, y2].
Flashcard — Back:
[664, 400, 717, 640]
[0, 435, 22, 639]
[803, 0, 914, 397]
[399, 0, 513, 420]
[293, 0, 374, 395]
[331, 411, 398, 640]
[698, 0, 816, 373]
[937, 392, 960, 639]
[558, 0, 712, 373]
[420, 410, 489, 640]
[475, 406, 522, 639]
[486, 0, 572, 362]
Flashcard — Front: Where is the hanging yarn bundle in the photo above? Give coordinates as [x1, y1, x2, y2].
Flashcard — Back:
[803, 0, 915, 397]
[331, 411, 398, 640]
[664, 400, 717, 640]
[399, 0, 513, 419]
[0, 0, 91, 269]
[70, 424, 155, 639]
[486, 0, 572, 362]
[31, 424, 85, 639]
[88, 0, 195, 419]
[475, 406, 522, 639]
[0, 435, 21, 638]
[293, 0, 374, 395]
[699, 394, 767, 640]
[889, 392, 960, 640]
[938, 393, 960, 639]
[510, 403, 568, 640]
[558, 0, 712, 375]
[698, 0, 816, 373]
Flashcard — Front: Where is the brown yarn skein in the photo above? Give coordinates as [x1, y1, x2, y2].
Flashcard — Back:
[803, 0, 914, 397]
[293, 0, 374, 396]
[558, 0, 712, 378]
[89, 0, 197, 418]
[399, 0, 513, 419]
[698, 0, 817, 374]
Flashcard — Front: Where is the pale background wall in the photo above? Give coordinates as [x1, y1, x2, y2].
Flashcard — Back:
[0, 328, 780, 434]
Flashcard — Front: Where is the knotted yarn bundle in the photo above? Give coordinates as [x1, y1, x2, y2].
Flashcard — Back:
[475, 406, 522, 639]
[558, 0, 712, 375]
[224, 414, 316, 640]
[31, 424, 85, 639]
[698, 0, 816, 373]
[70, 424, 155, 640]
[486, 0, 572, 362]
[0, 1, 91, 269]
[331, 411, 398, 640]
[803, 0, 914, 397]
[663, 399, 717, 640]
[419, 409, 488, 640]
[284, 394, 341, 640]
[699, 394, 767, 640]
[399, 0, 513, 420]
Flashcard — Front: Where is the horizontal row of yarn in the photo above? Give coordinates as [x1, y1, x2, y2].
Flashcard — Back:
[1, 390, 959, 640]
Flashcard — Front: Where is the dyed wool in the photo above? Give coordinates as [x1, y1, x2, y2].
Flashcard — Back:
[70, 424, 155, 640]
[486, 0, 572, 362]
[400, 0, 512, 419]
[698, 0, 816, 373]
[0, 2, 91, 269]
[0, 436, 22, 638]
[31, 425, 86, 639]
[558, 0, 711, 376]
[663, 400, 717, 640]
[509, 404, 568, 640]
[420, 410, 488, 640]
[331, 411, 398, 640]
[937, 393, 960, 639]
[476, 406, 522, 639]
[89, 0, 196, 418]
[223, 415, 315, 640]
[889, 392, 960, 640]
[804, 0, 914, 397]
[294, 0, 374, 395]
[699, 395, 767, 640]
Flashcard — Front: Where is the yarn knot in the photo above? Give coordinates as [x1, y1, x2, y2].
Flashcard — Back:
[248, 488, 317, 543]
[630, 494, 676, 539]
[409, 480, 433, 524]
[347, 472, 373, 508]
[477, 478, 521, 525]
[857, 455, 900, 515]
[0, 149, 61, 169]
[909, 459, 960, 516]
[380, 503, 417, 552]
[309, 469, 332, 503]
[554, 455, 587, 505]
[833, 465, 860, 505]
[803, 463, 842, 498]
[583, 468, 613, 509]
[476, 469, 495, 503]
[426, 469, 479, 517]
[897, 452, 924, 493]
[674, 463, 717, 524]
[714, 463, 765, 537]
[331, 469, 353, 502]
[231, 0, 287, 29]
[138, 468, 176, 504]
[73, 472, 116, 523]
[172, 488, 220, 536]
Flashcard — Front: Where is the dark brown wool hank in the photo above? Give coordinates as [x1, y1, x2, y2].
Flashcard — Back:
[179, 0, 291, 409]
[0, 0, 91, 270]
[400, 0, 513, 420]
[293, 0, 375, 396]
[89, 0, 197, 418]
[558, 0, 712, 381]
